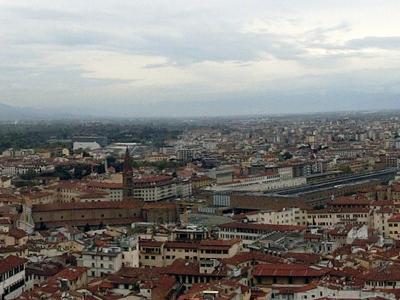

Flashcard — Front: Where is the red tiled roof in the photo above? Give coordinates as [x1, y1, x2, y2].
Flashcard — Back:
[88, 181, 123, 189]
[328, 196, 370, 206]
[56, 266, 87, 281]
[282, 253, 321, 264]
[7, 228, 27, 239]
[364, 264, 400, 282]
[32, 200, 142, 212]
[142, 202, 177, 210]
[222, 251, 283, 266]
[140, 240, 164, 248]
[165, 259, 227, 277]
[253, 263, 328, 277]
[41, 216, 143, 228]
[388, 214, 400, 222]
[0, 255, 26, 274]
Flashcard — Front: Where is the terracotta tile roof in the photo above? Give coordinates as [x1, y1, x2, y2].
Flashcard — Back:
[222, 251, 283, 266]
[199, 239, 241, 249]
[0, 255, 26, 274]
[165, 259, 227, 277]
[142, 275, 176, 300]
[371, 200, 394, 207]
[41, 216, 143, 228]
[275, 281, 319, 294]
[388, 214, 400, 222]
[56, 266, 87, 281]
[364, 264, 400, 281]
[0, 217, 12, 225]
[32, 200, 142, 212]
[252, 263, 328, 277]
[142, 202, 177, 210]
[140, 240, 164, 248]
[26, 262, 63, 277]
[134, 175, 173, 183]
[282, 252, 321, 264]
[7, 227, 28, 239]
[328, 196, 371, 205]
[88, 181, 123, 189]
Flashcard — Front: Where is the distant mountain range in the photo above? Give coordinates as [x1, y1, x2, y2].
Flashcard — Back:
[0, 102, 44, 120]
[0, 102, 85, 121]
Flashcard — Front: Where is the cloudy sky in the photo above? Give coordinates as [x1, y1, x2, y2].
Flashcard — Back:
[1, 0, 400, 117]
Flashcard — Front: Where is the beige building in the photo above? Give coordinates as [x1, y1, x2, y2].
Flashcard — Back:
[0, 228, 28, 247]
[387, 214, 400, 240]
[243, 207, 308, 226]
[87, 181, 124, 201]
[307, 208, 370, 227]
[133, 176, 177, 202]
[138, 239, 242, 267]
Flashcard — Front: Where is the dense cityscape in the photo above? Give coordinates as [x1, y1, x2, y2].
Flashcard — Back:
[2, 0, 400, 299]
[0, 112, 400, 299]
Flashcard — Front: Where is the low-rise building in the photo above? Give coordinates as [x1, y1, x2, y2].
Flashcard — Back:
[218, 222, 306, 244]
[139, 239, 242, 267]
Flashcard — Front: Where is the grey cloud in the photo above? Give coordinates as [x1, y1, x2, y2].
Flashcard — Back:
[0, 3, 307, 64]
[347, 36, 400, 49]
[2, 6, 80, 21]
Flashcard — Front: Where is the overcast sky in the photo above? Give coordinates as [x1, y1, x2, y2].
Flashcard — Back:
[1, 0, 400, 117]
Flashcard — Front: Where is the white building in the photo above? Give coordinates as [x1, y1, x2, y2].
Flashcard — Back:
[73, 141, 101, 151]
[208, 175, 306, 192]
[78, 247, 122, 278]
[272, 283, 397, 300]
[0, 255, 26, 300]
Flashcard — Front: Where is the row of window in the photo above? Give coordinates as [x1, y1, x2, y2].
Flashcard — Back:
[0, 265, 24, 282]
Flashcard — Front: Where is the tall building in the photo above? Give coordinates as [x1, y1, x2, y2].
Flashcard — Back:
[123, 148, 134, 199]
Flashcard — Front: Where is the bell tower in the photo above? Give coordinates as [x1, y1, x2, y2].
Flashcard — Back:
[123, 147, 134, 199]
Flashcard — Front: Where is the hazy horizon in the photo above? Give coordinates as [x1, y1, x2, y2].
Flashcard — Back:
[2, 1, 400, 117]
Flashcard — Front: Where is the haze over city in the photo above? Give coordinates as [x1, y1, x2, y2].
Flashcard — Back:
[1, 0, 400, 117]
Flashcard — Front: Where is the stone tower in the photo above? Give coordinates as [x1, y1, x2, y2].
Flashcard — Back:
[123, 147, 134, 199]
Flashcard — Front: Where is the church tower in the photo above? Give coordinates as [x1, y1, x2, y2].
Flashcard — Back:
[123, 147, 134, 199]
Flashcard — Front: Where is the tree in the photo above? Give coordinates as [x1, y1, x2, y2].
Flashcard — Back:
[20, 169, 38, 181]
[84, 223, 91, 232]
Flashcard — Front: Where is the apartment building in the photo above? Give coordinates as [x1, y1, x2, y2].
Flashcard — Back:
[78, 247, 122, 278]
[0, 255, 26, 300]
[138, 239, 242, 267]
[133, 176, 177, 202]
[243, 207, 308, 226]
[87, 181, 124, 201]
[306, 208, 370, 227]
[387, 214, 400, 240]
